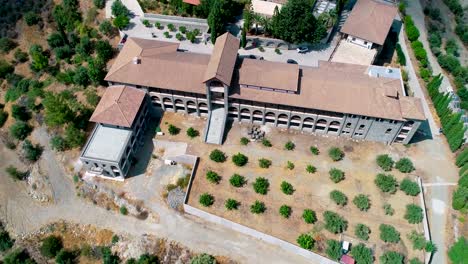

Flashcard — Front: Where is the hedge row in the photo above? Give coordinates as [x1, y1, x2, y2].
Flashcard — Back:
[453, 148, 468, 211]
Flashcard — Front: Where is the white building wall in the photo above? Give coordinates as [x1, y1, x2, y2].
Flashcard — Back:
[346, 35, 373, 49]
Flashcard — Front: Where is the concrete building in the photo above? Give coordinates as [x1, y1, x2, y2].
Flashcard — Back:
[80, 85, 150, 180]
[102, 33, 425, 150]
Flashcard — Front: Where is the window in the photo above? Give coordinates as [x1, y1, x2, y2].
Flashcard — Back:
[94, 163, 98, 167]
[362, 116, 368, 120]
[345, 123, 352, 128]
[376, 118, 383, 122]
[349, 114, 355, 118]
[358, 124, 365, 130]
[364, 41, 368, 45]
[352, 37, 356, 41]
[385, 128, 392, 134]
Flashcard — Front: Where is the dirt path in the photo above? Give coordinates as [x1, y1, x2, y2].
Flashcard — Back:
[0, 127, 313, 264]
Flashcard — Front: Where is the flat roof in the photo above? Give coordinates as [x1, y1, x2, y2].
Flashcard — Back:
[331, 40, 377, 66]
[82, 124, 132, 162]
[252, 0, 283, 16]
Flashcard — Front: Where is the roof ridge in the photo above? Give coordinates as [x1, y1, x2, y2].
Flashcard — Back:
[116, 87, 131, 127]
[213, 34, 229, 80]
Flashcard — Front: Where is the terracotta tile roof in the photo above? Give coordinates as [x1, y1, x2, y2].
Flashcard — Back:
[183, 0, 201, 5]
[90, 85, 146, 127]
[340, 0, 397, 45]
[340, 255, 356, 264]
[203, 33, 240, 86]
[399, 96, 426, 120]
[238, 58, 299, 92]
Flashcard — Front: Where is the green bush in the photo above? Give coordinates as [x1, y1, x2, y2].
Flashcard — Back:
[3, 249, 36, 264]
[6, 166, 28, 181]
[253, 177, 269, 194]
[328, 147, 344, 161]
[262, 138, 272, 147]
[406, 23, 420, 41]
[409, 258, 423, 264]
[167, 23, 176, 31]
[186, 127, 199, 138]
[191, 253, 216, 264]
[404, 204, 423, 224]
[111, 235, 119, 244]
[176, 32, 184, 41]
[375, 173, 398, 193]
[64, 126, 85, 149]
[310, 146, 319, 155]
[279, 205, 291, 218]
[229, 174, 246, 187]
[120, 206, 128, 215]
[22, 140, 43, 162]
[258, 158, 272, 168]
[411, 40, 423, 50]
[408, 230, 427, 250]
[225, 198, 239, 210]
[14, 49, 28, 63]
[232, 153, 248, 166]
[383, 203, 394, 216]
[286, 161, 295, 170]
[452, 187, 468, 211]
[448, 237, 468, 264]
[40, 235, 63, 258]
[102, 246, 120, 264]
[0, 38, 17, 54]
[380, 251, 404, 264]
[284, 141, 295, 150]
[323, 211, 348, 234]
[413, 47, 428, 62]
[400, 178, 420, 196]
[330, 190, 347, 206]
[329, 168, 345, 183]
[379, 224, 400, 243]
[355, 223, 371, 241]
[395, 158, 415, 173]
[199, 193, 214, 207]
[0, 230, 14, 252]
[325, 239, 342, 260]
[209, 149, 226, 163]
[179, 26, 187, 33]
[302, 209, 317, 224]
[350, 243, 373, 264]
[281, 181, 294, 195]
[297, 234, 314, 250]
[240, 137, 249, 145]
[142, 20, 152, 27]
[376, 154, 394, 171]
[306, 164, 316, 173]
[425, 240, 437, 253]
[395, 43, 406, 65]
[168, 124, 180, 135]
[250, 200, 266, 214]
[55, 249, 75, 264]
[0, 60, 14, 79]
[206, 171, 221, 184]
[353, 194, 370, 211]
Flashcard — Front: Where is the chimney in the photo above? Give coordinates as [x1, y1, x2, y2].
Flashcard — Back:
[132, 56, 140, 64]
[386, 67, 393, 74]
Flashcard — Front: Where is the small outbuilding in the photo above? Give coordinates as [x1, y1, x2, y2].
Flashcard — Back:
[340, 254, 356, 264]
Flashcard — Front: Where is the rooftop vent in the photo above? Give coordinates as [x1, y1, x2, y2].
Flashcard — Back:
[132, 56, 140, 65]
[386, 67, 393, 73]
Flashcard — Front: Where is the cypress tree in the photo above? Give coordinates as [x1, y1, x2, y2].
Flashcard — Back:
[456, 148, 468, 167]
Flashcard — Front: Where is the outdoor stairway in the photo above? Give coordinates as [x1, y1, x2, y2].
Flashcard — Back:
[204, 107, 226, 145]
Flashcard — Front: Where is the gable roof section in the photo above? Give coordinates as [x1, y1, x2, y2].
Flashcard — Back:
[340, 0, 397, 45]
[203, 33, 240, 86]
[90, 85, 146, 127]
[399, 96, 426, 120]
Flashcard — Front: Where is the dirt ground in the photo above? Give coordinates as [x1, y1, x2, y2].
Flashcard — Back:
[153, 112, 427, 261]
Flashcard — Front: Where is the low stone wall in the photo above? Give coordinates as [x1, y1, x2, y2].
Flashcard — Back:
[246, 36, 295, 50]
[417, 177, 433, 264]
[143, 13, 208, 32]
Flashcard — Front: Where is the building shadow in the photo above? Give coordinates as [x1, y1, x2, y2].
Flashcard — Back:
[408, 119, 433, 143]
[374, 19, 403, 66]
[222, 119, 235, 144]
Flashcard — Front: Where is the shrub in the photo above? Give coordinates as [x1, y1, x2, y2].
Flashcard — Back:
[380, 251, 404, 264]
[55, 249, 75, 264]
[142, 20, 152, 27]
[225, 198, 239, 210]
[168, 124, 180, 135]
[281, 181, 294, 195]
[14, 49, 28, 63]
[286, 161, 294, 170]
[395, 43, 406, 65]
[240, 137, 249, 145]
[355, 224, 371, 241]
[329, 168, 345, 183]
[250, 200, 266, 214]
[113, 14, 130, 29]
[0, 60, 14, 79]
[191, 253, 216, 264]
[94, 0, 106, 8]
[375, 173, 398, 193]
[448, 237, 467, 264]
[410, 258, 423, 264]
[383, 203, 394, 216]
[209, 149, 226, 162]
[119, 206, 128, 215]
[302, 209, 317, 224]
[328, 147, 344, 161]
[176, 33, 184, 41]
[0, 230, 14, 252]
[297, 234, 314, 250]
[325, 239, 342, 260]
[253, 177, 269, 194]
[22, 140, 43, 162]
[404, 204, 423, 224]
[163, 31, 171, 38]
[102, 246, 120, 264]
[452, 187, 468, 210]
[279, 205, 291, 218]
[99, 20, 116, 37]
[350, 243, 373, 264]
[206, 171, 221, 184]
[306, 164, 316, 173]
[406, 24, 420, 42]
[310, 146, 319, 155]
[376, 154, 394, 171]
[11, 105, 30, 121]
[323, 211, 348, 234]
[408, 230, 426, 250]
[167, 23, 176, 31]
[229, 174, 246, 187]
[6, 166, 28, 181]
[420, 68, 431, 82]
[258, 158, 272, 168]
[186, 127, 199, 138]
[199, 193, 214, 207]
[400, 178, 420, 196]
[179, 26, 187, 33]
[330, 190, 347, 206]
[379, 224, 400, 243]
[232, 152, 248, 166]
[0, 38, 17, 54]
[284, 141, 295, 150]
[353, 194, 371, 211]
[4, 249, 36, 264]
[40, 235, 63, 258]
[262, 138, 272, 147]
[111, 235, 119, 244]
[395, 158, 415, 173]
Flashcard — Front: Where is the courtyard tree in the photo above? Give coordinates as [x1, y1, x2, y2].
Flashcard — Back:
[186, 127, 200, 138]
[328, 147, 344, 161]
[404, 204, 423, 224]
[258, 158, 272, 168]
[209, 149, 226, 162]
[353, 194, 371, 211]
[284, 140, 295, 150]
[350, 243, 373, 264]
[330, 190, 347, 206]
[302, 209, 317, 224]
[262, 138, 272, 147]
[395, 158, 415, 173]
[168, 124, 180, 135]
[229, 174, 246, 187]
[375, 173, 398, 194]
[297, 234, 314, 250]
[40, 235, 63, 258]
[280, 181, 294, 195]
[207, 0, 225, 43]
[323, 211, 348, 234]
[206, 170, 221, 184]
[310, 146, 319, 155]
[400, 178, 420, 196]
[380, 251, 404, 264]
[329, 168, 345, 183]
[279, 205, 291, 218]
[113, 14, 129, 29]
[253, 177, 269, 195]
[379, 224, 400, 243]
[376, 154, 394, 171]
[240, 137, 249, 145]
[306, 164, 316, 173]
[111, 0, 129, 17]
[250, 200, 266, 214]
[355, 223, 371, 241]
[225, 198, 239, 210]
[199, 193, 214, 207]
[448, 237, 468, 264]
[232, 152, 248, 166]
[325, 239, 342, 260]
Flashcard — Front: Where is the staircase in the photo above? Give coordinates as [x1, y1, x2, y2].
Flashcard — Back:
[204, 107, 226, 145]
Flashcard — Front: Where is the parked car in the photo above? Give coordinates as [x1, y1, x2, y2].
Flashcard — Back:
[296, 46, 308, 53]
[287, 59, 297, 64]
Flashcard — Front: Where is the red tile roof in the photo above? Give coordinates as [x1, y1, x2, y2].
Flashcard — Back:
[183, 0, 201, 5]
[340, 255, 356, 264]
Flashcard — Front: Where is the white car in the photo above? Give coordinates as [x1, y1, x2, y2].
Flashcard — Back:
[296, 46, 308, 53]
